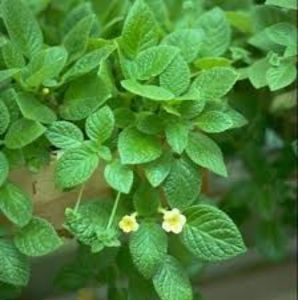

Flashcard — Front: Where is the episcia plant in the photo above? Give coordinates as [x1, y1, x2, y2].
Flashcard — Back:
[0, 0, 296, 298]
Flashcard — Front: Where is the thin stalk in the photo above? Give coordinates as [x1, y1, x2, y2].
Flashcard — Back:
[74, 184, 86, 212]
[107, 192, 121, 230]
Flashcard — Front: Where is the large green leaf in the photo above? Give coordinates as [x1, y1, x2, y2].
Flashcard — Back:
[118, 127, 162, 164]
[129, 222, 167, 278]
[181, 205, 246, 261]
[0, 100, 10, 135]
[192, 67, 239, 101]
[0, 152, 9, 187]
[195, 7, 231, 57]
[14, 217, 62, 257]
[162, 157, 201, 210]
[120, 0, 159, 58]
[196, 111, 233, 133]
[4, 118, 46, 149]
[86, 106, 115, 143]
[266, 23, 297, 47]
[0, 240, 30, 286]
[0, 182, 32, 227]
[55, 145, 99, 188]
[162, 29, 205, 63]
[1, 0, 43, 58]
[186, 132, 227, 177]
[134, 46, 179, 80]
[23, 46, 68, 88]
[121, 80, 175, 101]
[15, 93, 57, 124]
[153, 256, 193, 300]
[160, 54, 191, 96]
[104, 160, 134, 194]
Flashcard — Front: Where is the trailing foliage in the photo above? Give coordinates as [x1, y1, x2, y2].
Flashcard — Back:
[0, 0, 296, 299]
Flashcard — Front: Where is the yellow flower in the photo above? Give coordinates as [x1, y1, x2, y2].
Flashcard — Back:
[119, 214, 139, 233]
[162, 208, 186, 234]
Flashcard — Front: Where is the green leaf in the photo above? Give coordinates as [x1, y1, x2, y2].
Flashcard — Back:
[192, 67, 239, 101]
[0, 240, 30, 286]
[133, 183, 160, 216]
[1, 39, 26, 69]
[162, 29, 205, 63]
[153, 255, 193, 300]
[23, 46, 68, 88]
[163, 157, 201, 210]
[165, 119, 189, 154]
[266, 62, 297, 91]
[134, 46, 179, 80]
[4, 118, 46, 149]
[46, 121, 84, 149]
[144, 153, 173, 187]
[196, 111, 233, 133]
[195, 7, 231, 57]
[118, 127, 162, 164]
[266, 23, 297, 47]
[104, 160, 134, 194]
[0, 182, 32, 227]
[15, 92, 57, 124]
[121, 80, 175, 101]
[0, 100, 10, 135]
[0, 152, 9, 187]
[0, 88, 20, 123]
[97, 145, 112, 161]
[160, 54, 191, 96]
[1, 0, 43, 58]
[265, 0, 297, 10]
[62, 45, 115, 82]
[14, 217, 62, 256]
[194, 57, 232, 70]
[136, 112, 164, 135]
[225, 108, 248, 129]
[63, 15, 95, 63]
[120, 0, 159, 58]
[55, 145, 99, 189]
[129, 222, 167, 278]
[60, 74, 111, 120]
[186, 132, 227, 177]
[181, 205, 246, 261]
[86, 106, 115, 143]
[0, 69, 20, 82]
[248, 58, 271, 89]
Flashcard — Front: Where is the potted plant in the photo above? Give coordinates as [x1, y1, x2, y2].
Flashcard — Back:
[0, 0, 296, 299]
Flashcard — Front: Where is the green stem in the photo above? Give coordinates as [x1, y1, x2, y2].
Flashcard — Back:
[107, 192, 121, 230]
[74, 184, 85, 212]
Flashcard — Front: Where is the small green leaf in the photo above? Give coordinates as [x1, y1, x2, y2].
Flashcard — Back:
[118, 127, 162, 164]
[0, 152, 9, 187]
[1, 39, 26, 69]
[63, 15, 94, 63]
[186, 132, 227, 177]
[0, 240, 30, 286]
[195, 7, 231, 57]
[192, 67, 239, 101]
[153, 255, 193, 300]
[23, 46, 68, 87]
[1, 0, 43, 58]
[144, 153, 173, 187]
[160, 54, 191, 96]
[266, 62, 297, 91]
[86, 106, 115, 143]
[266, 23, 297, 47]
[134, 46, 179, 80]
[104, 160, 134, 194]
[163, 157, 201, 210]
[0, 182, 32, 227]
[121, 80, 175, 101]
[248, 58, 271, 89]
[181, 205, 246, 261]
[165, 119, 189, 154]
[120, 0, 159, 58]
[4, 118, 46, 149]
[46, 121, 84, 149]
[0, 100, 10, 135]
[163, 29, 205, 63]
[0, 69, 20, 82]
[136, 113, 164, 135]
[129, 222, 167, 278]
[55, 145, 99, 188]
[14, 217, 62, 257]
[265, 0, 297, 10]
[15, 93, 57, 124]
[196, 111, 233, 133]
